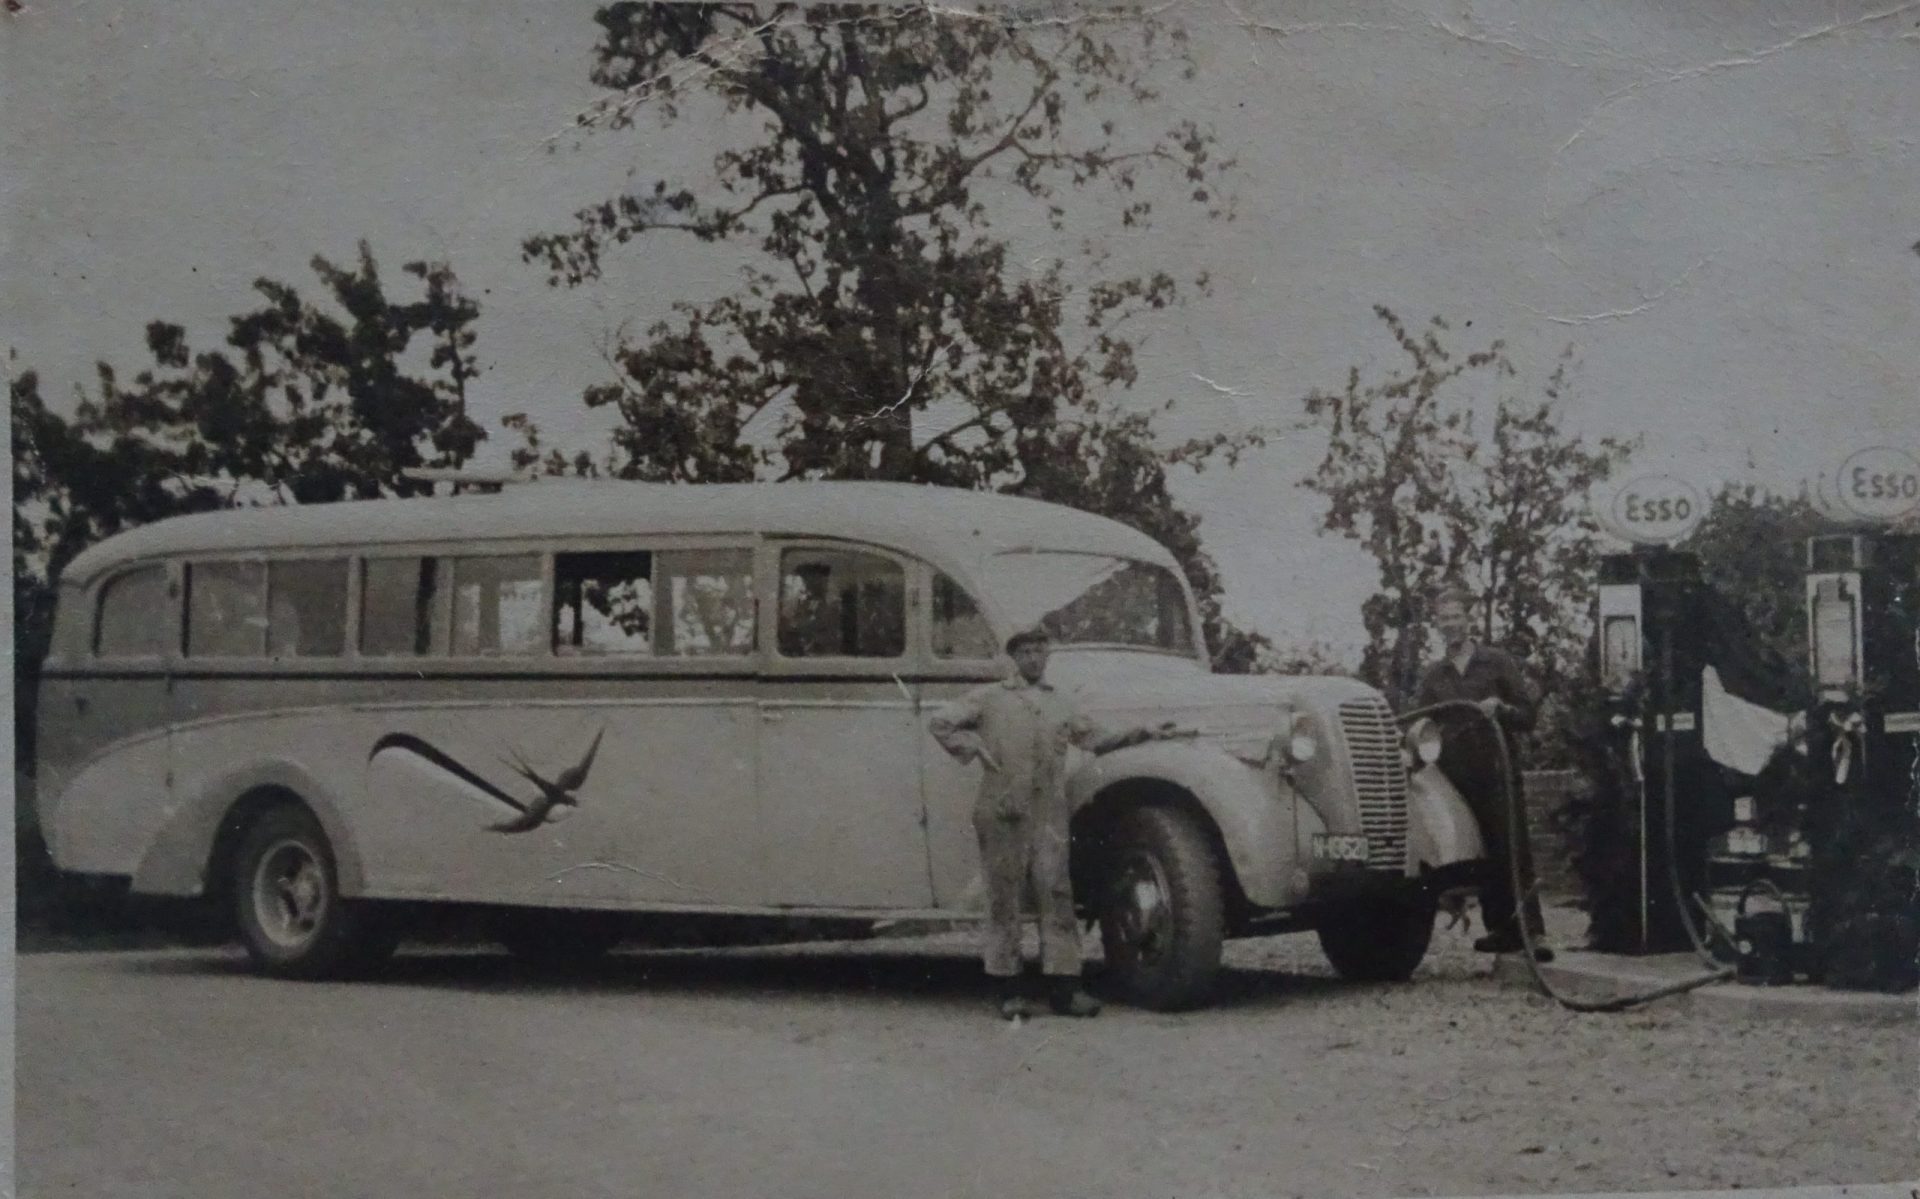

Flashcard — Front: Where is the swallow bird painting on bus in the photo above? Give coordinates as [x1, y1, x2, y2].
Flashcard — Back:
[368, 728, 605, 834]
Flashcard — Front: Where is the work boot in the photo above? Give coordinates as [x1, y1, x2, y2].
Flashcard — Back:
[1474, 931, 1554, 962]
[1047, 977, 1102, 1018]
[995, 977, 1035, 1021]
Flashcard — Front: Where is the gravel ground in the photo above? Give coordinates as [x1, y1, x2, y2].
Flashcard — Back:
[16, 909, 1916, 1198]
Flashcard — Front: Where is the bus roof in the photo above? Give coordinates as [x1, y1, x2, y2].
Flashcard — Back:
[59, 480, 1181, 585]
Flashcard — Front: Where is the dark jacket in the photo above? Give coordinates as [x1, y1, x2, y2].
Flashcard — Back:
[1414, 643, 1538, 795]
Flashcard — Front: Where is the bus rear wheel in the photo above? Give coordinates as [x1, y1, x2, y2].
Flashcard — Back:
[232, 803, 396, 979]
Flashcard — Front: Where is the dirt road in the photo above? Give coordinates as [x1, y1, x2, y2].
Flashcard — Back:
[16, 925, 1915, 1199]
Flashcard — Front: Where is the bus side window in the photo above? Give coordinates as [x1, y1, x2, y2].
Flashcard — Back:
[777, 548, 906, 659]
[362, 558, 444, 656]
[95, 565, 171, 657]
[186, 561, 267, 658]
[267, 559, 348, 658]
[451, 555, 544, 657]
[554, 551, 654, 656]
[656, 548, 755, 657]
[932, 572, 996, 660]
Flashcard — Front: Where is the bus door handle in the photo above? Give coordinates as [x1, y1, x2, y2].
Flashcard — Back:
[72, 695, 89, 716]
[760, 708, 785, 724]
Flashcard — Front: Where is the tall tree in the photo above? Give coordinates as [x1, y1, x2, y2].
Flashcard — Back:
[1297, 308, 1633, 717]
[526, 3, 1264, 663]
[12, 366, 89, 700]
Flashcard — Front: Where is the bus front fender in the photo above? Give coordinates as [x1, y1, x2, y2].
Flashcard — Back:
[1407, 763, 1485, 874]
[131, 760, 368, 899]
[1070, 742, 1300, 908]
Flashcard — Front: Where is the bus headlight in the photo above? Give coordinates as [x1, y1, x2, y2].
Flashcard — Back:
[1285, 713, 1318, 764]
[1402, 717, 1443, 768]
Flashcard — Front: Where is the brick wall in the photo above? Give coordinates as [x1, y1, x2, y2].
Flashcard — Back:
[1523, 769, 1581, 901]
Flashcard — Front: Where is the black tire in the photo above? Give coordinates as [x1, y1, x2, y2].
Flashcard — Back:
[1094, 805, 1226, 1011]
[232, 803, 396, 979]
[1315, 893, 1436, 982]
[495, 910, 626, 969]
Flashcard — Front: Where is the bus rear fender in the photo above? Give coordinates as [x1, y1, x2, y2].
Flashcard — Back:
[131, 762, 367, 899]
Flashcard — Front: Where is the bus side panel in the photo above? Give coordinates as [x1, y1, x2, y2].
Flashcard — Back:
[138, 685, 766, 912]
[355, 696, 764, 909]
[918, 680, 991, 911]
[142, 704, 634, 903]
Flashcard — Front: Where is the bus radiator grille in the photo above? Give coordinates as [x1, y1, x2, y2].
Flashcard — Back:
[1337, 697, 1411, 871]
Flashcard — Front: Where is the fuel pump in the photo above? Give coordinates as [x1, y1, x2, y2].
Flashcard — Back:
[1800, 528, 1920, 989]
[1593, 548, 1736, 953]
[1804, 531, 1919, 781]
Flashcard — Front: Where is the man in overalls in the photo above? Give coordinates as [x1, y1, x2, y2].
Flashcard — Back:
[1414, 583, 1554, 963]
[929, 627, 1172, 1020]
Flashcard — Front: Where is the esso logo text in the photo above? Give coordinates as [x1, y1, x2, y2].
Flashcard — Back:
[1608, 475, 1703, 544]
[1838, 446, 1920, 522]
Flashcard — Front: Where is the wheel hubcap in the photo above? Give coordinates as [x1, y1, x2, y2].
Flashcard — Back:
[1108, 851, 1173, 965]
[252, 840, 327, 950]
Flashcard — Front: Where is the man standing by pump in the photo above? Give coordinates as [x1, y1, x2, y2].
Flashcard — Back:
[928, 627, 1178, 1020]
[1415, 583, 1555, 963]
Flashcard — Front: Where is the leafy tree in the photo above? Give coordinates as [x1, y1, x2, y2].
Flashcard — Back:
[16, 244, 483, 571]
[1296, 307, 1634, 724]
[12, 367, 86, 734]
[1677, 484, 1827, 696]
[525, 2, 1265, 665]
[12, 246, 487, 748]
[93, 243, 484, 509]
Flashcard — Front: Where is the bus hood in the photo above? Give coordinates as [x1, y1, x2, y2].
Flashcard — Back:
[1042, 650, 1387, 731]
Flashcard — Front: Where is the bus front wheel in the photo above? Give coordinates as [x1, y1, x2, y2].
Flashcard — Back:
[232, 803, 396, 979]
[1315, 892, 1436, 982]
[1093, 805, 1226, 1011]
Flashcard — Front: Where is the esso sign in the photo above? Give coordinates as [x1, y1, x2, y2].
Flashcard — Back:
[1837, 446, 1920, 522]
[1608, 475, 1703, 544]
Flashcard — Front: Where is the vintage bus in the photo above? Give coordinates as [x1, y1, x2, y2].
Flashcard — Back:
[35, 480, 1487, 1009]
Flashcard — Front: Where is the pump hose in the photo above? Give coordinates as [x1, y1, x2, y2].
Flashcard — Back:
[1398, 697, 1732, 1013]
[1650, 621, 1740, 974]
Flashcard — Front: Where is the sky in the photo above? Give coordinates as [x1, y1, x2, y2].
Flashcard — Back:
[4, 0, 1916, 654]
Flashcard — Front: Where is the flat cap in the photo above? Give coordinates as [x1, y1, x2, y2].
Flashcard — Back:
[1003, 626, 1051, 654]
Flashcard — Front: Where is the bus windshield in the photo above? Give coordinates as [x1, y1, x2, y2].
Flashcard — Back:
[979, 551, 1196, 656]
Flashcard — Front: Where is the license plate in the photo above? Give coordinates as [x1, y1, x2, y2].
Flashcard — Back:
[1312, 833, 1370, 863]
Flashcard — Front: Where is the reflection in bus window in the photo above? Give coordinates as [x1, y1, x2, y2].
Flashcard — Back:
[361, 558, 444, 657]
[981, 552, 1195, 656]
[187, 561, 267, 658]
[95, 565, 171, 658]
[932, 572, 996, 659]
[452, 555, 544, 657]
[658, 549, 754, 657]
[267, 559, 348, 658]
[555, 551, 653, 655]
[778, 549, 905, 658]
